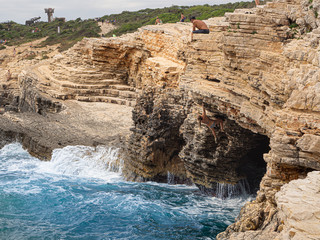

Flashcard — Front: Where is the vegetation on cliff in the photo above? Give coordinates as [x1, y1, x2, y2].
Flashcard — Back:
[102, 2, 260, 36]
[0, 19, 101, 51]
[0, 1, 266, 50]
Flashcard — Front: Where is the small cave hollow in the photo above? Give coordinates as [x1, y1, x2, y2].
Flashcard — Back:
[196, 132, 270, 199]
[236, 134, 270, 195]
[180, 114, 270, 199]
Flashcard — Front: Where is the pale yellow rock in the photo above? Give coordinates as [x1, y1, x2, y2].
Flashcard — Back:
[276, 171, 320, 240]
[3, 0, 320, 239]
[296, 134, 320, 154]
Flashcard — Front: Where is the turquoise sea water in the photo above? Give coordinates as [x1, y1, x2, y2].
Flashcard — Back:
[0, 143, 249, 240]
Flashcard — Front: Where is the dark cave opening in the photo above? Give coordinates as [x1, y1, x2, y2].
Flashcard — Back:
[237, 135, 270, 194]
[182, 114, 271, 198]
[126, 91, 271, 199]
[206, 131, 270, 198]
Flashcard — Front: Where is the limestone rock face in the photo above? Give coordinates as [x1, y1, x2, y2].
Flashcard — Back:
[179, 98, 269, 190]
[13, 24, 189, 108]
[18, 70, 63, 114]
[2, 0, 320, 238]
[122, 88, 190, 182]
[275, 171, 320, 240]
[122, 1, 320, 238]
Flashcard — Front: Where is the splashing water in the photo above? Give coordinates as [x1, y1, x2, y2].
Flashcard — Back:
[216, 179, 251, 199]
[0, 143, 251, 240]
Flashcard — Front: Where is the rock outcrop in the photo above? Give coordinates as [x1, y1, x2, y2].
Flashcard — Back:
[275, 171, 320, 240]
[120, 1, 320, 238]
[1, 0, 320, 239]
[122, 88, 191, 183]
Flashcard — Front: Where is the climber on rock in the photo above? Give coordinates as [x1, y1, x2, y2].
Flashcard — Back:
[190, 16, 209, 41]
[6, 70, 11, 81]
[198, 104, 224, 142]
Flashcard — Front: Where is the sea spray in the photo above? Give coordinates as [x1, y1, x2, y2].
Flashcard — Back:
[42, 145, 123, 181]
[167, 171, 175, 184]
[197, 179, 251, 199]
[0, 143, 251, 239]
[216, 179, 251, 199]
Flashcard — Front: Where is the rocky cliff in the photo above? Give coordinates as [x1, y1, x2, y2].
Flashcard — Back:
[1, 0, 320, 238]
[121, 0, 320, 238]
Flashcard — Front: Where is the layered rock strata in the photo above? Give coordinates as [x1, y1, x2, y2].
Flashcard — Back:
[122, 88, 191, 183]
[0, 99, 133, 159]
[122, 0, 320, 239]
[25, 24, 189, 108]
[1, 0, 320, 238]
[0, 24, 190, 158]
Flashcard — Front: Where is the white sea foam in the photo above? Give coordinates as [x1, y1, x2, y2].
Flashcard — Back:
[0, 143, 249, 239]
[0, 143, 39, 173]
[0, 142, 123, 183]
[0, 143, 250, 226]
[36, 145, 123, 182]
[144, 180, 198, 190]
[170, 192, 251, 224]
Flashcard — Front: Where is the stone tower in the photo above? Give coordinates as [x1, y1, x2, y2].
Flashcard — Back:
[44, 8, 55, 22]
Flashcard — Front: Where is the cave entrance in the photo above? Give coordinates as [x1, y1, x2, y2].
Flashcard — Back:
[197, 133, 269, 198]
[237, 134, 270, 194]
[180, 115, 270, 198]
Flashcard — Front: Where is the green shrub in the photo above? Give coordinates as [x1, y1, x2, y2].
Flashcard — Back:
[0, 19, 101, 51]
[25, 54, 36, 60]
[0, 1, 271, 49]
[105, 1, 260, 37]
[289, 23, 298, 28]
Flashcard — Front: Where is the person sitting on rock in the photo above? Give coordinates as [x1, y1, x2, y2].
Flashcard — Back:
[180, 13, 186, 22]
[190, 16, 209, 41]
[155, 16, 163, 25]
[198, 104, 224, 142]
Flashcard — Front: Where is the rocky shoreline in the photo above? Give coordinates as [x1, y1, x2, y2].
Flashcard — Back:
[1, 0, 320, 239]
[0, 100, 133, 160]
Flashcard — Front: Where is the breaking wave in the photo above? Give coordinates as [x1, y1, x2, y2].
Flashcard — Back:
[0, 143, 250, 240]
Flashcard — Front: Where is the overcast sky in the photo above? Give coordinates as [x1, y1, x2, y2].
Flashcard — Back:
[0, 0, 240, 24]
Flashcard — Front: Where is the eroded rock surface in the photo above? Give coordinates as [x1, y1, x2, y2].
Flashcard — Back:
[1, 0, 320, 239]
[122, 88, 190, 183]
[0, 100, 133, 159]
[275, 171, 320, 240]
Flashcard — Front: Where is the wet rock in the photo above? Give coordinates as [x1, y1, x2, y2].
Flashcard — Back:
[122, 88, 190, 183]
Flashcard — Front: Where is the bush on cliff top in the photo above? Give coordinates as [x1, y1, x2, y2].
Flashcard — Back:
[102, 1, 262, 36]
[0, 1, 267, 50]
[0, 19, 100, 51]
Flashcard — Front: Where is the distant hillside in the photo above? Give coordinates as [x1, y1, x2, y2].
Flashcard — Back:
[0, 1, 265, 51]
[0, 18, 101, 52]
